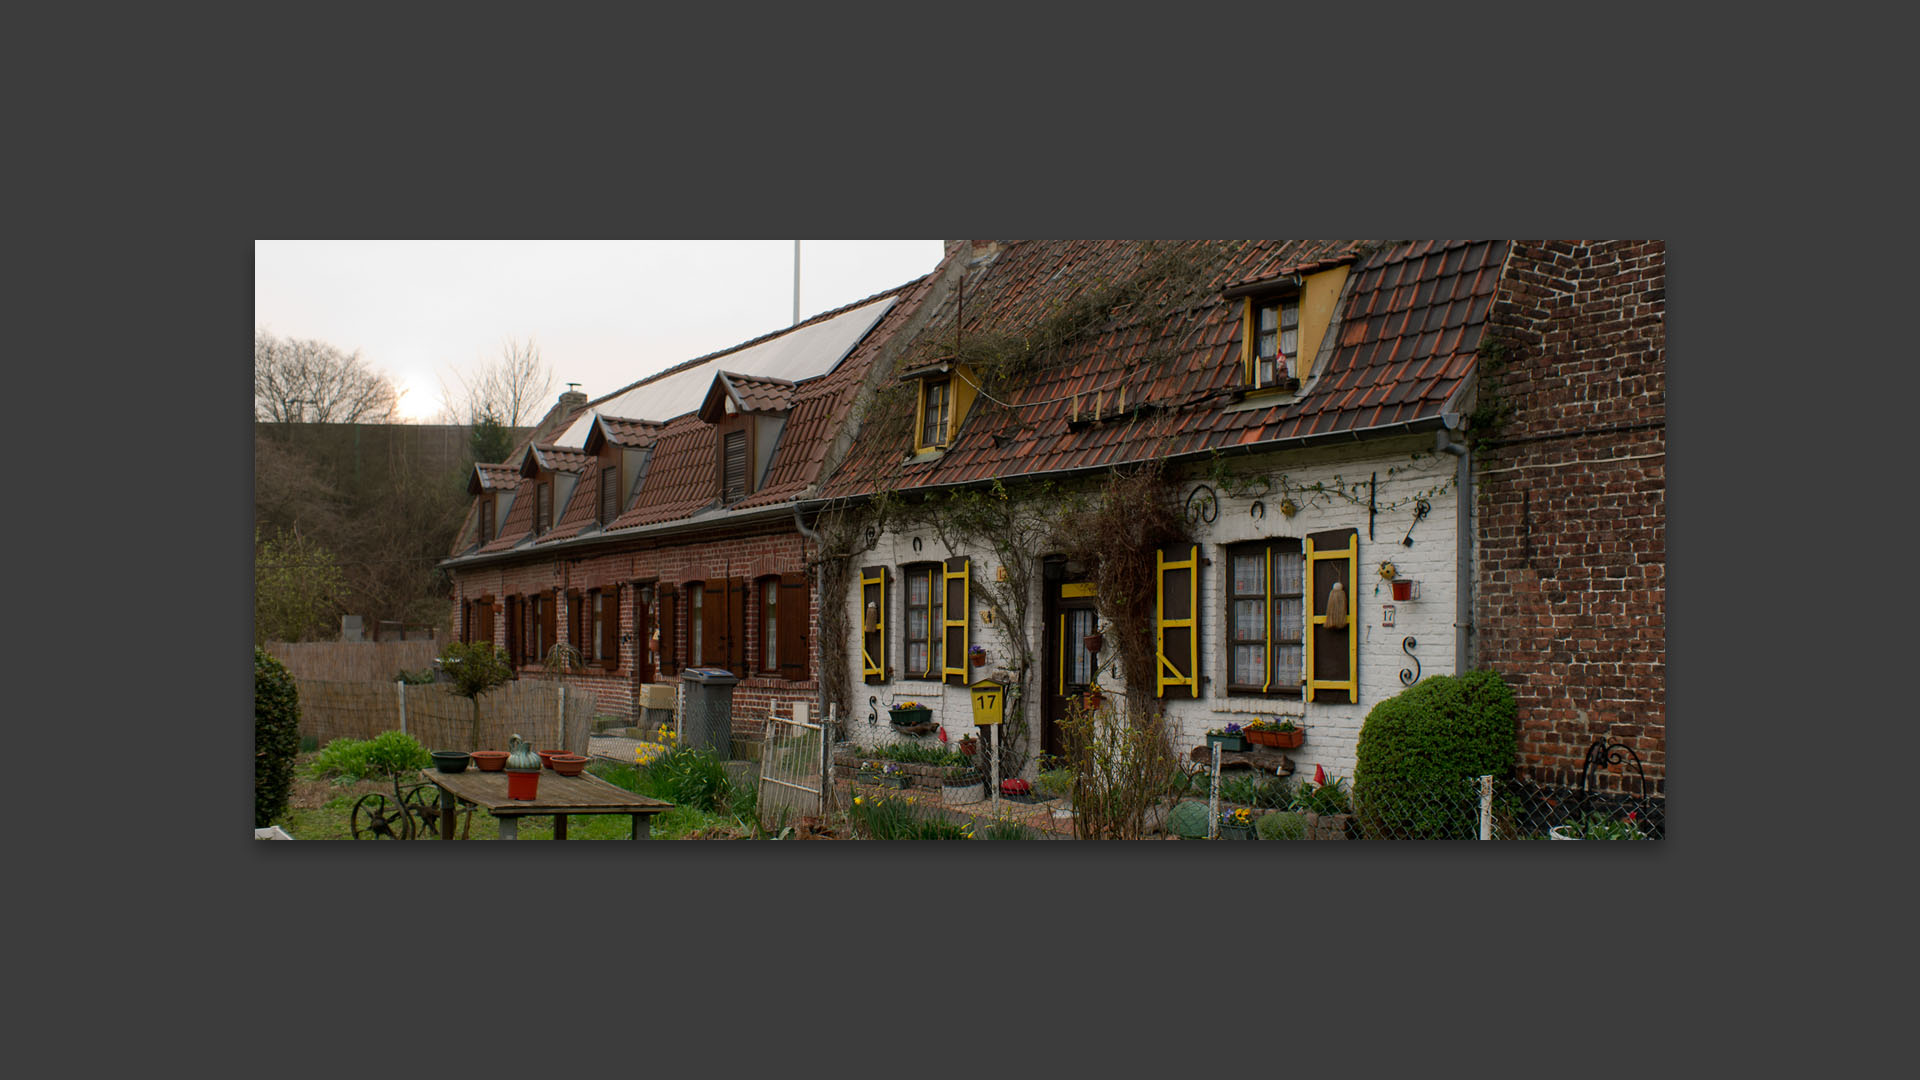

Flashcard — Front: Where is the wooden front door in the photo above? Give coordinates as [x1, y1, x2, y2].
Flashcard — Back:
[1041, 562, 1100, 762]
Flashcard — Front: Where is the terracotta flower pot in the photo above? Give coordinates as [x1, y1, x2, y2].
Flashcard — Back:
[551, 754, 588, 777]
[471, 751, 509, 772]
[507, 768, 541, 800]
[537, 749, 564, 770]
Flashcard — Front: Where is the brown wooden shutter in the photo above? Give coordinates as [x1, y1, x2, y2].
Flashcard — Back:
[505, 595, 521, 664]
[541, 592, 557, 662]
[942, 555, 970, 686]
[568, 590, 583, 653]
[633, 589, 652, 683]
[778, 572, 808, 681]
[480, 596, 495, 648]
[658, 587, 678, 675]
[1156, 543, 1201, 698]
[860, 566, 887, 683]
[1306, 527, 1359, 703]
[702, 579, 725, 672]
[602, 587, 621, 671]
[728, 577, 748, 675]
[722, 430, 748, 501]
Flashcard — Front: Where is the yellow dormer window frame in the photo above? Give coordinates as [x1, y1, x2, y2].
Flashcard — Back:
[1232, 264, 1352, 395]
[916, 376, 952, 452]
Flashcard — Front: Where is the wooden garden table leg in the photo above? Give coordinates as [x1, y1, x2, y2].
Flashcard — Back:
[499, 816, 518, 840]
[631, 814, 650, 840]
[440, 787, 455, 840]
[554, 814, 568, 840]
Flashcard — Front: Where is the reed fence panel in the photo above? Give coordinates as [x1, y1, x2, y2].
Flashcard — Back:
[293, 678, 593, 755]
[267, 641, 439, 682]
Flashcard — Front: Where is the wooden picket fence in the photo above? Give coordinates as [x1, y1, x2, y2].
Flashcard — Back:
[266, 640, 440, 683]
[294, 679, 593, 756]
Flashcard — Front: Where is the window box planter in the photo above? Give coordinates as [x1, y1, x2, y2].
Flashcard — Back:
[1207, 732, 1249, 753]
[1246, 728, 1304, 749]
[888, 706, 933, 728]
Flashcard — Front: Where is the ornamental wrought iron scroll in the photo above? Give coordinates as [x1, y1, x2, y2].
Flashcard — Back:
[1399, 637, 1420, 686]
[1185, 484, 1218, 525]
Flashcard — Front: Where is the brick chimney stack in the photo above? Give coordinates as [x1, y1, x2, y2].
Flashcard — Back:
[531, 387, 590, 444]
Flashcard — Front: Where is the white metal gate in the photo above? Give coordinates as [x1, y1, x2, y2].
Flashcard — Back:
[757, 704, 832, 829]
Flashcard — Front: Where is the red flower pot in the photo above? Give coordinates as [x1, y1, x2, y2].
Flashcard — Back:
[1391, 580, 1414, 601]
[537, 749, 564, 770]
[471, 751, 509, 772]
[507, 769, 541, 801]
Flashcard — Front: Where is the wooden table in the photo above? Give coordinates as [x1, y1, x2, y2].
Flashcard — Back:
[419, 768, 674, 840]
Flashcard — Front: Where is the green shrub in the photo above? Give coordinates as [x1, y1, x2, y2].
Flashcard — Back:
[255, 648, 301, 827]
[1291, 776, 1350, 815]
[1352, 669, 1518, 839]
[1255, 810, 1308, 840]
[1219, 773, 1293, 808]
[308, 730, 432, 782]
[1036, 768, 1075, 799]
[438, 641, 515, 698]
[393, 667, 437, 685]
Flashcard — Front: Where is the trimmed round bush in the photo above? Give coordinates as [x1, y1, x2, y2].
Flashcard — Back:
[1352, 669, 1518, 839]
[255, 648, 302, 828]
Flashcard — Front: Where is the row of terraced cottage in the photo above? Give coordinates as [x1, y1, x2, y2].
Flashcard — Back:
[440, 240, 1665, 797]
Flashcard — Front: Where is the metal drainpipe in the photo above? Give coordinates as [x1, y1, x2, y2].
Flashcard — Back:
[1437, 415, 1470, 674]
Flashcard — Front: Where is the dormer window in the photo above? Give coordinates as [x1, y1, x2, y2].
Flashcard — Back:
[478, 496, 495, 545]
[917, 377, 952, 451]
[1226, 263, 1353, 396]
[1248, 296, 1300, 390]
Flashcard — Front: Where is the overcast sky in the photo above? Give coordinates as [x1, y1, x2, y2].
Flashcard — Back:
[254, 240, 945, 422]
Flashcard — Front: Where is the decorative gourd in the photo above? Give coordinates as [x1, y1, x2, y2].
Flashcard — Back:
[506, 733, 541, 771]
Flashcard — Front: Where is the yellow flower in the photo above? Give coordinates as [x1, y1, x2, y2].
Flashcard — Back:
[854, 796, 864, 805]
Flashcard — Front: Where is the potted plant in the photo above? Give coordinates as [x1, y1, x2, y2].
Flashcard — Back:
[888, 700, 933, 727]
[1244, 718, 1305, 749]
[958, 733, 978, 759]
[1218, 805, 1257, 840]
[970, 645, 988, 669]
[1080, 683, 1105, 712]
[1550, 810, 1646, 840]
[505, 733, 542, 801]
[880, 762, 911, 790]
[1206, 723, 1249, 753]
[942, 764, 986, 805]
[856, 758, 885, 786]
[1291, 770, 1352, 839]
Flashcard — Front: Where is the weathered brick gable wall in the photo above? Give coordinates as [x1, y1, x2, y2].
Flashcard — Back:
[1474, 241, 1665, 793]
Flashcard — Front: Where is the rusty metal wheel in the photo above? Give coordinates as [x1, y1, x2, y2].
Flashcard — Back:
[401, 785, 444, 838]
[350, 792, 413, 840]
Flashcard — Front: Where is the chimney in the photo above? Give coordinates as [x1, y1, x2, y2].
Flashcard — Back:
[944, 240, 1002, 263]
[530, 387, 590, 444]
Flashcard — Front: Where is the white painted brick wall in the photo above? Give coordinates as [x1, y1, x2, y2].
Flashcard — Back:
[841, 435, 1466, 786]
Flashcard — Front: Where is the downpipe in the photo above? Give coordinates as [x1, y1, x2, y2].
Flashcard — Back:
[1437, 416, 1470, 674]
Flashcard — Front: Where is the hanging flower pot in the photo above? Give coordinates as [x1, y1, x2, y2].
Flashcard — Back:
[1391, 579, 1417, 602]
[1083, 631, 1104, 654]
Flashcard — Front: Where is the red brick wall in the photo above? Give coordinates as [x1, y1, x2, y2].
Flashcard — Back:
[1474, 241, 1665, 793]
[448, 522, 820, 735]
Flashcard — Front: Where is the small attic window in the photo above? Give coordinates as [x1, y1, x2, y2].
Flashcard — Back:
[1245, 295, 1300, 392]
[598, 464, 621, 523]
[478, 496, 495, 544]
[917, 377, 952, 451]
[536, 481, 552, 533]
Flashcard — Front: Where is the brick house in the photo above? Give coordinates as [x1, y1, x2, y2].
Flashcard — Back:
[440, 263, 956, 732]
[816, 240, 1664, 791]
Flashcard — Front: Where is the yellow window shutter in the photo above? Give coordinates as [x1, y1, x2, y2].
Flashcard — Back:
[860, 566, 888, 684]
[1305, 528, 1359, 703]
[1156, 543, 1201, 699]
[941, 556, 970, 686]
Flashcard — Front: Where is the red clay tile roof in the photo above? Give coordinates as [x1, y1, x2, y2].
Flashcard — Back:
[821, 240, 1507, 497]
[476, 477, 536, 553]
[590, 416, 662, 449]
[724, 372, 797, 413]
[468, 463, 520, 495]
[539, 459, 605, 543]
[522, 445, 593, 476]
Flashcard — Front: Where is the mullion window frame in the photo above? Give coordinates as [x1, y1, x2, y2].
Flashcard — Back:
[902, 562, 944, 679]
[1224, 538, 1304, 697]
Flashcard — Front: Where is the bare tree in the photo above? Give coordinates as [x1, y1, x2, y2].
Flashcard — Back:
[440, 336, 556, 430]
[255, 329, 399, 423]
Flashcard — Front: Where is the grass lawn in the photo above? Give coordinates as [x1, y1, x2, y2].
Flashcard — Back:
[270, 751, 751, 841]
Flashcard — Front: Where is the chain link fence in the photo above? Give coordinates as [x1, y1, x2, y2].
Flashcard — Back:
[1175, 752, 1664, 840]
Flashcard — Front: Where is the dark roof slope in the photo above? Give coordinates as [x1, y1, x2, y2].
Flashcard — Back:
[821, 239, 1506, 496]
